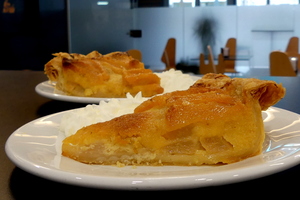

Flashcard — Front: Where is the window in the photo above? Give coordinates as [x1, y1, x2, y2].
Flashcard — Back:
[237, 0, 299, 6]
[169, 0, 227, 7]
[269, 0, 299, 5]
[237, 0, 267, 6]
[169, 0, 195, 7]
[200, 0, 227, 6]
[168, 0, 299, 7]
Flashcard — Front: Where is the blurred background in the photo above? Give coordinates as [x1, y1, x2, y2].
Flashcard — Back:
[0, 0, 299, 72]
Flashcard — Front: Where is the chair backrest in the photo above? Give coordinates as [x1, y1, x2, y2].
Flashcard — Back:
[225, 38, 236, 57]
[216, 54, 225, 74]
[127, 49, 142, 62]
[161, 38, 176, 70]
[199, 53, 213, 74]
[207, 45, 217, 73]
[199, 48, 224, 74]
[224, 38, 236, 70]
[270, 51, 297, 76]
[286, 36, 299, 57]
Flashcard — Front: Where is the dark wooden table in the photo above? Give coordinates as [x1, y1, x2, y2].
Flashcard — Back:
[1, 70, 300, 199]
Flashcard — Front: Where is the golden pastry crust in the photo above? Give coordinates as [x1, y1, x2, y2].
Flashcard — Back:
[44, 51, 163, 97]
[62, 74, 285, 166]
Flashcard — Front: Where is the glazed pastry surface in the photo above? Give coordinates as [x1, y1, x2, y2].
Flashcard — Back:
[62, 74, 285, 166]
[44, 51, 163, 97]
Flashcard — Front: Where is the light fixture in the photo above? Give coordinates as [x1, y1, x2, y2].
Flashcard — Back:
[97, 1, 109, 6]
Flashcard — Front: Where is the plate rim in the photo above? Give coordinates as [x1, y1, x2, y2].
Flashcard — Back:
[5, 107, 300, 190]
[35, 74, 201, 104]
[35, 81, 113, 103]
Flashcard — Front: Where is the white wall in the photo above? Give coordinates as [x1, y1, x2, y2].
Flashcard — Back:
[183, 6, 237, 63]
[236, 5, 296, 67]
[133, 5, 300, 69]
[68, 3, 300, 70]
[133, 7, 184, 69]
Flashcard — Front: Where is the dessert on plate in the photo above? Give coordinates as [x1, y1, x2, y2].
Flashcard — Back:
[62, 74, 285, 166]
[44, 51, 163, 98]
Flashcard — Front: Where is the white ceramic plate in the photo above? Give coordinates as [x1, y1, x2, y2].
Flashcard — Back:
[35, 75, 201, 104]
[5, 107, 300, 190]
[35, 81, 115, 104]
